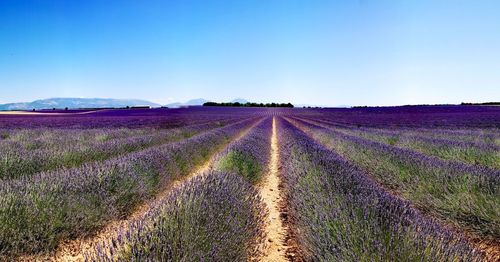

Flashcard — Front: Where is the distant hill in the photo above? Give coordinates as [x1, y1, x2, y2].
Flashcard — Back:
[0, 98, 160, 110]
[230, 98, 249, 104]
[165, 98, 209, 108]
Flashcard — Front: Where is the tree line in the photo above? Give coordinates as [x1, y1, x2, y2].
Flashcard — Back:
[461, 102, 500, 106]
[203, 102, 294, 108]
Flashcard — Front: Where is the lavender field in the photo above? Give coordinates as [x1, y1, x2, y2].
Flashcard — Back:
[0, 106, 498, 261]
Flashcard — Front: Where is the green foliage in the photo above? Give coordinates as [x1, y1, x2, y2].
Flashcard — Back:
[342, 128, 500, 169]
[319, 134, 500, 240]
[0, 132, 9, 139]
[218, 151, 262, 184]
[285, 145, 470, 261]
[0, 128, 203, 180]
[386, 136, 399, 145]
[95, 134, 111, 142]
[95, 172, 265, 261]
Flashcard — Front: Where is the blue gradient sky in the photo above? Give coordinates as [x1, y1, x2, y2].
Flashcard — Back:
[1, 0, 499, 106]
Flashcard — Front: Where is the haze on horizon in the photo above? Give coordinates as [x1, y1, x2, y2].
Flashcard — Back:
[1, 0, 499, 107]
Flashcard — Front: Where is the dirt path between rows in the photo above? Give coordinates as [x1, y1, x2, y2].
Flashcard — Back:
[256, 117, 289, 262]
[18, 119, 260, 262]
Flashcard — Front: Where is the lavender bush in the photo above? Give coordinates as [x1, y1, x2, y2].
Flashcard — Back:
[0, 106, 497, 260]
[289, 117, 500, 242]
[214, 117, 272, 184]
[85, 116, 274, 261]
[85, 171, 266, 261]
[277, 118, 483, 261]
[0, 119, 235, 179]
[294, 105, 500, 128]
[0, 107, 252, 129]
[0, 118, 258, 257]
[299, 116, 500, 169]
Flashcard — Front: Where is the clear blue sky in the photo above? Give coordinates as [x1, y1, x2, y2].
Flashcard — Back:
[1, 0, 499, 106]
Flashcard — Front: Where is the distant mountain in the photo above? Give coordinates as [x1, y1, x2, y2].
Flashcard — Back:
[186, 98, 210, 105]
[165, 98, 210, 108]
[230, 98, 249, 104]
[0, 98, 160, 110]
[166, 98, 253, 108]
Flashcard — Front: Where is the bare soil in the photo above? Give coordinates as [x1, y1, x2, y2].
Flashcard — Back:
[256, 117, 289, 262]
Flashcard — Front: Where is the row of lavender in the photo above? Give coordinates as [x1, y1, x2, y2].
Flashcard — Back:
[85, 117, 274, 261]
[296, 114, 499, 146]
[288, 117, 499, 246]
[213, 117, 273, 184]
[337, 123, 499, 169]
[300, 113, 499, 142]
[298, 116, 499, 169]
[0, 117, 259, 258]
[0, 107, 279, 129]
[295, 105, 500, 128]
[0, 108, 237, 130]
[0, 118, 238, 179]
[277, 118, 483, 261]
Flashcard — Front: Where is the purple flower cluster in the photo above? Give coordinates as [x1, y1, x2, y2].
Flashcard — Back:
[0, 119, 236, 179]
[277, 118, 483, 261]
[213, 117, 273, 183]
[295, 105, 500, 128]
[84, 117, 274, 261]
[294, 118, 500, 177]
[0, 106, 497, 260]
[86, 171, 266, 261]
[0, 107, 251, 129]
[299, 116, 500, 168]
[0, 118, 259, 257]
[302, 115, 499, 147]
[289, 117, 499, 242]
[292, 116, 499, 182]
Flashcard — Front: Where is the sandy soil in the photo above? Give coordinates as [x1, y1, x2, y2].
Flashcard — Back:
[257, 117, 288, 262]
